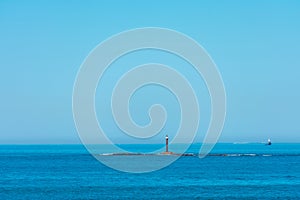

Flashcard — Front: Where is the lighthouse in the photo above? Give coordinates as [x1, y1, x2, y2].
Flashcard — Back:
[165, 135, 169, 152]
[161, 134, 173, 155]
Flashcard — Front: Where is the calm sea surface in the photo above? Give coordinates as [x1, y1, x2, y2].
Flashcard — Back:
[0, 143, 299, 199]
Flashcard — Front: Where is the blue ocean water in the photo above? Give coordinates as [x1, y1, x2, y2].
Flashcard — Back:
[0, 143, 300, 199]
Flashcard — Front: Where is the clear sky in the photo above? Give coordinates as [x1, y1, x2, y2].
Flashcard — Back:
[0, 1, 300, 144]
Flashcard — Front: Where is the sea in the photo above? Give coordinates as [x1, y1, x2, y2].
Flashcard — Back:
[0, 143, 299, 199]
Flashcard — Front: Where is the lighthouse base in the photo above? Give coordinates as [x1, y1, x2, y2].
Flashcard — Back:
[160, 151, 174, 155]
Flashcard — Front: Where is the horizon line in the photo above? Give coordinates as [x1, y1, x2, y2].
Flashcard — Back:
[1, 142, 300, 145]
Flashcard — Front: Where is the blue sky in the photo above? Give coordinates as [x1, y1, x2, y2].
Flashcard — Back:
[0, 1, 300, 144]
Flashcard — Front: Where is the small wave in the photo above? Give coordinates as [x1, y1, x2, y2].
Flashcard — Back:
[100, 153, 115, 156]
[222, 154, 257, 157]
[244, 154, 256, 156]
[226, 154, 241, 157]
